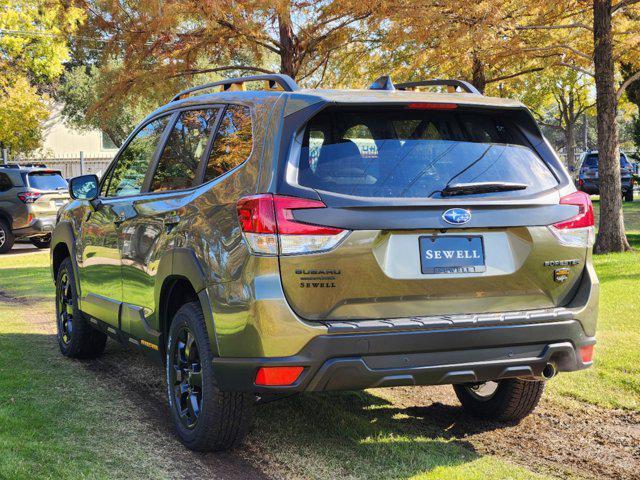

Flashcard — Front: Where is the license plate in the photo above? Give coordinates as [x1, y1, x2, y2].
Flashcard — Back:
[54, 199, 65, 207]
[419, 236, 486, 274]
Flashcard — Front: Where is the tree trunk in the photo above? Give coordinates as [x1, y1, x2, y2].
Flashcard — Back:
[564, 123, 577, 172]
[471, 54, 487, 94]
[278, 7, 298, 79]
[592, 0, 630, 252]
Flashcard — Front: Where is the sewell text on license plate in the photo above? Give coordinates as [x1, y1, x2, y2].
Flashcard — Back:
[419, 235, 486, 274]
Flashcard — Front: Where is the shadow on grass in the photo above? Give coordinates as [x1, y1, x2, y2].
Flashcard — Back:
[251, 389, 515, 478]
[0, 324, 525, 479]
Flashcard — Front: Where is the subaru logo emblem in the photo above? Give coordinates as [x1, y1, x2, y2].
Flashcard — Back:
[442, 208, 471, 225]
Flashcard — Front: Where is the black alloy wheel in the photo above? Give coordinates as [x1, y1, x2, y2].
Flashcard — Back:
[169, 326, 203, 430]
[56, 270, 74, 345]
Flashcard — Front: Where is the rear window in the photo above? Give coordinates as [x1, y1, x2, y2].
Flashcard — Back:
[26, 172, 67, 191]
[583, 154, 629, 168]
[297, 107, 558, 198]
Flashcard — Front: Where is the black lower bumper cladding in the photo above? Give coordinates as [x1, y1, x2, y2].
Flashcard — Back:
[213, 314, 595, 394]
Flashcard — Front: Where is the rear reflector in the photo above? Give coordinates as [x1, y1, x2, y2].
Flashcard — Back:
[580, 345, 594, 363]
[406, 102, 458, 110]
[255, 366, 304, 386]
[550, 191, 595, 247]
[237, 194, 348, 255]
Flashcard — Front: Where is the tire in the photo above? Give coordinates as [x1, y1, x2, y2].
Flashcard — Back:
[624, 189, 634, 202]
[166, 301, 254, 452]
[0, 218, 15, 254]
[30, 235, 51, 249]
[453, 378, 545, 422]
[55, 257, 107, 358]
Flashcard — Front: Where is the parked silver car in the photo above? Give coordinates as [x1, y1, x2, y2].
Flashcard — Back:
[0, 164, 68, 253]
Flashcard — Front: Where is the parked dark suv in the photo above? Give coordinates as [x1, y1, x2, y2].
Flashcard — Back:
[577, 151, 635, 201]
[0, 164, 69, 253]
[50, 75, 598, 452]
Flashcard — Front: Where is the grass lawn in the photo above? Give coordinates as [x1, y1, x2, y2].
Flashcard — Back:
[548, 199, 640, 410]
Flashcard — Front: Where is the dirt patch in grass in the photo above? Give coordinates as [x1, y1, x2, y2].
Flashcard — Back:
[377, 386, 640, 480]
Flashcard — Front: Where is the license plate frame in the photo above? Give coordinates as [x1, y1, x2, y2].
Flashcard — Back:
[419, 235, 486, 274]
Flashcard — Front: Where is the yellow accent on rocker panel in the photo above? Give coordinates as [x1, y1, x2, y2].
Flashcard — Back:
[140, 339, 159, 351]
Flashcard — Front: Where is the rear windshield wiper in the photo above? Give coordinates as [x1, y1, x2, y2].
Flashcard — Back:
[439, 181, 528, 197]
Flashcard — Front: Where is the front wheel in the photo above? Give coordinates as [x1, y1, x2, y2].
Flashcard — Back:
[55, 257, 107, 358]
[166, 301, 254, 451]
[453, 378, 545, 422]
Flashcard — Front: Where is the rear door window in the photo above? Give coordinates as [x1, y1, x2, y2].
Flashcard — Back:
[150, 108, 221, 192]
[204, 105, 252, 182]
[297, 107, 558, 198]
[26, 172, 67, 191]
[0, 173, 13, 192]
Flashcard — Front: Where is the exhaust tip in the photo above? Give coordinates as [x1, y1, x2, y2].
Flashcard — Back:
[542, 363, 557, 380]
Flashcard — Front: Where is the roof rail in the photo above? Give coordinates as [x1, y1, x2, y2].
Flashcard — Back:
[395, 79, 482, 95]
[170, 74, 300, 102]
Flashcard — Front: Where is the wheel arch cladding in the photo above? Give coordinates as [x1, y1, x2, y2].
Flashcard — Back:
[156, 249, 219, 356]
[0, 209, 11, 229]
[52, 242, 70, 281]
[50, 221, 78, 286]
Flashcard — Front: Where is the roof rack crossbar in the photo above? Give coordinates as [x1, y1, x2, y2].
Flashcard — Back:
[170, 74, 299, 102]
[395, 79, 482, 95]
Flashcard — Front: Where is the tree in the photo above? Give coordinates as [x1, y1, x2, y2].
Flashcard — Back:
[375, 1, 554, 94]
[57, 65, 158, 147]
[0, 0, 84, 154]
[516, 69, 595, 171]
[517, 0, 640, 252]
[79, 1, 375, 104]
[591, 0, 637, 252]
[0, 78, 49, 154]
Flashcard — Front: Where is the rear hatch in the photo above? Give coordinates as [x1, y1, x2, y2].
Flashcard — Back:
[276, 105, 592, 321]
[24, 170, 69, 217]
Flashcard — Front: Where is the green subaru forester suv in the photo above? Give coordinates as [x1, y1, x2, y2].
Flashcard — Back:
[51, 75, 598, 451]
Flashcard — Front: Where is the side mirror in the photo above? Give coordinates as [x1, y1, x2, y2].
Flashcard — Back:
[69, 174, 99, 201]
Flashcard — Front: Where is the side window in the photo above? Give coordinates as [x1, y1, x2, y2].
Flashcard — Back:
[150, 108, 220, 192]
[204, 105, 252, 182]
[106, 116, 170, 197]
[0, 173, 12, 192]
[308, 130, 325, 172]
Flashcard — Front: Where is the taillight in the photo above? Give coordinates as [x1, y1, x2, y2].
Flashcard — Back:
[236, 194, 348, 255]
[550, 191, 595, 247]
[17, 192, 41, 203]
[255, 366, 304, 386]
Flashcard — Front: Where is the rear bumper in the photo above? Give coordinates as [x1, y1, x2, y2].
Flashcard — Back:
[13, 217, 55, 238]
[214, 316, 595, 393]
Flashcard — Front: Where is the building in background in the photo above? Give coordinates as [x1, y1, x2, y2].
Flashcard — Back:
[19, 104, 117, 178]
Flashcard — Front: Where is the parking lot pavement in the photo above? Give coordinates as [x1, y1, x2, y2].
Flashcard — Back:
[4, 243, 47, 256]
